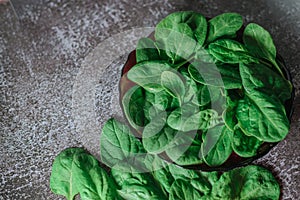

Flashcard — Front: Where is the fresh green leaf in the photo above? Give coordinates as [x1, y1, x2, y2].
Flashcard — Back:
[142, 110, 177, 153]
[100, 119, 145, 167]
[111, 162, 167, 200]
[208, 39, 256, 64]
[236, 91, 289, 142]
[240, 62, 292, 103]
[243, 23, 284, 77]
[231, 128, 263, 157]
[211, 165, 280, 200]
[122, 85, 149, 130]
[167, 104, 221, 132]
[50, 148, 117, 200]
[188, 61, 242, 89]
[169, 179, 203, 200]
[127, 61, 172, 92]
[206, 13, 243, 44]
[136, 37, 161, 63]
[50, 148, 83, 200]
[201, 125, 233, 166]
[161, 70, 186, 105]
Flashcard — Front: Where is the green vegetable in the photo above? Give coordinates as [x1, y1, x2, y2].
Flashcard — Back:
[161, 70, 186, 105]
[243, 23, 284, 77]
[100, 118, 145, 167]
[136, 37, 161, 63]
[127, 61, 172, 93]
[211, 165, 280, 200]
[201, 125, 233, 166]
[50, 148, 117, 200]
[208, 39, 256, 64]
[236, 91, 289, 142]
[206, 13, 243, 44]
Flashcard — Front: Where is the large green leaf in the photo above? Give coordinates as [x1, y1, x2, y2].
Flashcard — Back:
[211, 165, 280, 200]
[206, 13, 243, 44]
[231, 128, 263, 157]
[169, 179, 203, 200]
[240, 62, 292, 103]
[50, 148, 117, 200]
[188, 61, 242, 89]
[243, 23, 284, 76]
[111, 162, 167, 200]
[100, 119, 145, 167]
[236, 91, 289, 142]
[201, 125, 233, 166]
[127, 61, 172, 92]
[208, 39, 256, 64]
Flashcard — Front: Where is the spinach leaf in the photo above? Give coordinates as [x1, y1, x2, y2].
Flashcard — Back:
[166, 143, 204, 166]
[111, 162, 167, 200]
[50, 148, 83, 200]
[156, 22, 196, 64]
[136, 37, 161, 63]
[206, 13, 243, 44]
[243, 23, 284, 77]
[167, 104, 221, 132]
[208, 39, 256, 64]
[236, 91, 289, 142]
[169, 179, 203, 200]
[50, 148, 117, 200]
[188, 61, 242, 89]
[231, 128, 263, 158]
[122, 85, 148, 130]
[127, 61, 172, 92]
[211, 165, 280, 200]
[155, 11, 207, 49]
[161, 70, 186, 105]
[100, 118, 145, 167]
[240, 62, 292, 103]
[142, 109, 177, 153]
[180, 68, 211, 106]
[201, 125, 233, 166]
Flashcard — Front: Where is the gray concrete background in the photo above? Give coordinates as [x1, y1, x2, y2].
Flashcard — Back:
[0, 0, 299, 199]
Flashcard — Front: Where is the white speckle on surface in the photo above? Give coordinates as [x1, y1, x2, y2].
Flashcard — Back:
[1, 0, 299, 199]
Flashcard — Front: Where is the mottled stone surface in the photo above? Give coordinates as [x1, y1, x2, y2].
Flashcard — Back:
[0, 0, 299, 199]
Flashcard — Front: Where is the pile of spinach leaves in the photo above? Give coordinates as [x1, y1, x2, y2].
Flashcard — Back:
[50, 11, 290, 200]
[50, 120, 280, 199]
[122, 11, 292, 167]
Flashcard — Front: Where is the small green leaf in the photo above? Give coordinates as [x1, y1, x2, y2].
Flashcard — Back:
[201, 125, 233, 166]
[100, 119, 145, 167]
[136, 37, 162, 63]
[127, 61, 172, 92]
[167, 104, 221, 132]
[231, 128, 263, 157]
[161, 70, 186, 105]
[122, 85, 149, 130]
[206, 13, 243, 44]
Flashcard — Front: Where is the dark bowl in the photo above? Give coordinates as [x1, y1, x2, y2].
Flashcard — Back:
[119, 34, 295, 172]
